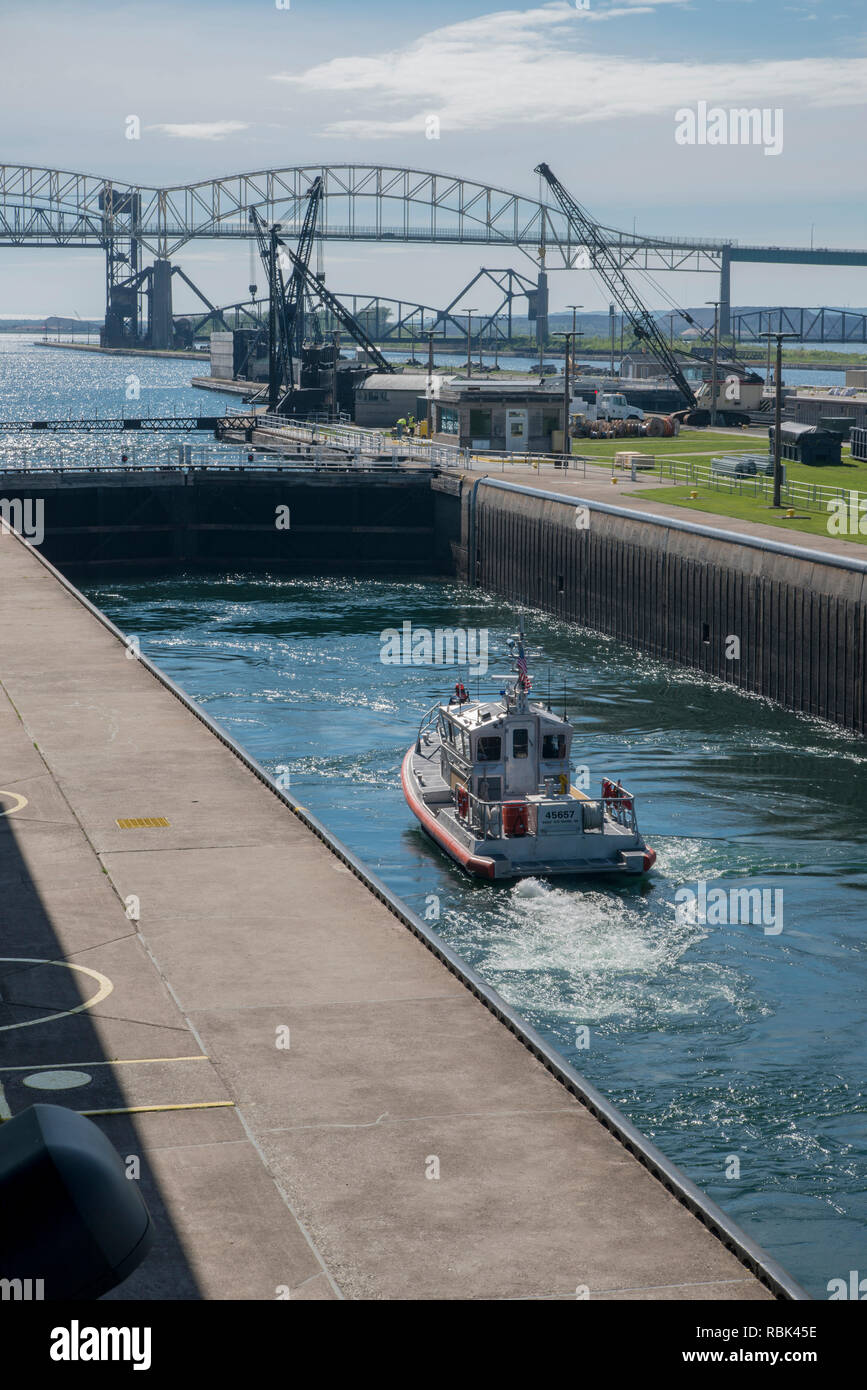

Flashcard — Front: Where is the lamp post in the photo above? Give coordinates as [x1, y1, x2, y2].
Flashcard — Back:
[763, 331, 799, 508]
[426, 330, 436, 438]
[705, 299, 720, 429]
[465, 309, 477, 378]
[554, 329, 583, 461]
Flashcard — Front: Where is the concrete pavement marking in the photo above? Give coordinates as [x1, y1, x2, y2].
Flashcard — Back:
[0, 958, 113, 1031]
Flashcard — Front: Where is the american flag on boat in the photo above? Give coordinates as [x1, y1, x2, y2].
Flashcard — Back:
[516, 648, 531, 689]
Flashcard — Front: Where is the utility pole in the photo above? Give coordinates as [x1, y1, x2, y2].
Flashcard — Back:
[268, 224, 281, 413]
[609, 303, 615, 378]
[332, 329, 340, 419]
[426, 330, 434, 437]
[706, 299, 720, 429]
[764, 331, 798, 508]
[554, 329, 581, 459]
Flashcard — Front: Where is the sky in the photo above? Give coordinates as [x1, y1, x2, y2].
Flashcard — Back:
[0, 0, 865, 319]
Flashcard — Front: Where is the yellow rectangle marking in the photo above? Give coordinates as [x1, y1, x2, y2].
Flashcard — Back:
[116, 816, 171, 829]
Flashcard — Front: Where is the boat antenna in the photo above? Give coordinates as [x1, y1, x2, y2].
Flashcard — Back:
[563, 679, 567, 721]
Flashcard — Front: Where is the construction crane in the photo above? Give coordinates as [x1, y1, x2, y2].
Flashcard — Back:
[273, 239, 395, 377]
[535, 163, 699, 410]
[249, 180, 393, 412]
[249, 205, 294, 410]
[281, 175, 323, 364]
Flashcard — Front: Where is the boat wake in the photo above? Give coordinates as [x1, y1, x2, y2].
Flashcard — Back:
[444, 875, 745, 1029]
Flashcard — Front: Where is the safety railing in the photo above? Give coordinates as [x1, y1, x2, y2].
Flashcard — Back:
[455, 781, 638, 840]
[465, 450, 588, 476]
[647, 453, 857, 517]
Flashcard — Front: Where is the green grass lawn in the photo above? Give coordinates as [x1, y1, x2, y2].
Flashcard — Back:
[571, 427, 867, 543]
[573, 429, 752, 463]
[626, 483, 867, 544]
[575, 428, 866, 487]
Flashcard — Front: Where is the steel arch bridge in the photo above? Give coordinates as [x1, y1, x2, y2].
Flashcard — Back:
[2, 162, 865, 346]
[0, 161, 732, 270]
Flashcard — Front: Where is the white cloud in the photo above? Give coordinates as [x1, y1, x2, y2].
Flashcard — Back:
[270, 1, 867, 139]
[148, 120, 250, 141]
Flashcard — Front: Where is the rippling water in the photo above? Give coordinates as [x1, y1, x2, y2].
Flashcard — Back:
[84, 573, 867, 1299]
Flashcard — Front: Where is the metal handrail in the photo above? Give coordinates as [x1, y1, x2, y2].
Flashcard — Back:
[455, 782, 638, 840]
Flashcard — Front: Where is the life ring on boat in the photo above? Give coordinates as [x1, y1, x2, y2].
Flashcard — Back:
[456, 785, 469, 818]
[642, 847, 657, 872]
[503, 802, 528, 837]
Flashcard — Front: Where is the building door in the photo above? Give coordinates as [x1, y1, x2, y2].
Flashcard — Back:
[505, 409, 528, 451]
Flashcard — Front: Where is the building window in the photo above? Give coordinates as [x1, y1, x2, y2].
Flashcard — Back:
[439, 406, 460, 434]
[512, 728, 529, 759]
[469, 408, 492, 436]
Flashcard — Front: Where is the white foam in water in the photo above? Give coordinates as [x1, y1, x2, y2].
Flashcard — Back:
[457, 875, 739, 1025]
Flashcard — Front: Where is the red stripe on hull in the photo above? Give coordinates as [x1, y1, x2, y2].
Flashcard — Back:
[401, 747, 496, 881]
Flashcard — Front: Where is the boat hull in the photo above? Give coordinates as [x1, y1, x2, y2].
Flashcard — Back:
[402, 745, 655, 882]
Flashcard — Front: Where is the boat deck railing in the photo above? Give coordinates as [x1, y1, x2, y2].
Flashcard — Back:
[459, 781, 638, 840]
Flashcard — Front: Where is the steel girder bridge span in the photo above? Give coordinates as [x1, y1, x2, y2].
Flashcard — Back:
[1, 163, 865, 346]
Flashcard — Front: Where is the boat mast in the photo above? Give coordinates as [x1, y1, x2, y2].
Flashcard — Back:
[507, 615, 532, 714]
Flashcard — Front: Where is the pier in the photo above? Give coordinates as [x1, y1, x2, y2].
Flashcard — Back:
[0, 523, 803, 1300]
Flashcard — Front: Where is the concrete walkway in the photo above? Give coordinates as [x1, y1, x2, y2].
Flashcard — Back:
[0, 528, 790, 1300]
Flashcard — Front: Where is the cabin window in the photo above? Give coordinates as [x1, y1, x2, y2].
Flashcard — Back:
[477, 735, 501, 762]
[542, 733, 566, 759]
[512, 728, 529, 759]
[478, 777, 501, 802]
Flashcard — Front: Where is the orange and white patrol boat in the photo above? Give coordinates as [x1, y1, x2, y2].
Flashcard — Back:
[401, 623, 656, 881]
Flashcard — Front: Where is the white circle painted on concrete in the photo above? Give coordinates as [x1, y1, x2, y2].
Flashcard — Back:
[0, 959, 114, 1032]
[23, 1070, 93, 1091]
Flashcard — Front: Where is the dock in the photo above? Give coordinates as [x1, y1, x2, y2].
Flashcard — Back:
[0, 522, 805, 1300]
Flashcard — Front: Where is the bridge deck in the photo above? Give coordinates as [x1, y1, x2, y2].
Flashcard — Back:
[0, 528, 793, 1300]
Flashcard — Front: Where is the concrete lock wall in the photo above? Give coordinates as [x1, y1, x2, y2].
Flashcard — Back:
[461, 482, 867, 734]
[0, 473, 441, 574]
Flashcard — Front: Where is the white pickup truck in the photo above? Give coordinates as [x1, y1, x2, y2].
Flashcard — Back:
[571, 391, 644, 423]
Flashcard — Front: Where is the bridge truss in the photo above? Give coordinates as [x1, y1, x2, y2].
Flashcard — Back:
[1, 163, 864, 345]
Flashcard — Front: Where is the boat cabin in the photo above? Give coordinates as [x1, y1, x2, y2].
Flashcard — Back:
[436, 697, 572, 805]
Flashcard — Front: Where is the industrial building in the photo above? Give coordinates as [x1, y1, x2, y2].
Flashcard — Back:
[431, 381, 566, 453]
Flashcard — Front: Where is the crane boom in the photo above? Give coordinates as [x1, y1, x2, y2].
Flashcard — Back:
[274, 238, 395, 375]
[535, 163, 698, 409]
[283, 176, 323, 361]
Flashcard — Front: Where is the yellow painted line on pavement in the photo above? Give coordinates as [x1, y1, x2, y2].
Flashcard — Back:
[79, 1101, 235, 1117]
[0, 1054, 209, 1073]
[0, 790, 28, 816]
